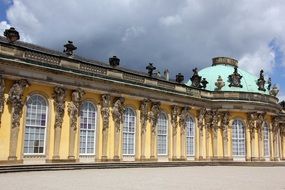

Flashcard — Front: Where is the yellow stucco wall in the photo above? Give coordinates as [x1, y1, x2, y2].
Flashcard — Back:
[0, 78, 284, 163]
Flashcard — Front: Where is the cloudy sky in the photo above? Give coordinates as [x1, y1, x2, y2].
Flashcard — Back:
[0, 0, 285, 99]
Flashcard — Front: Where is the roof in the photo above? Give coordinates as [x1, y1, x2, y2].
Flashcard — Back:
[186, 64, 270, 95]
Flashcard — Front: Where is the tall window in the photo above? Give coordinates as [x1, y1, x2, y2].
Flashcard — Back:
[24, 95, 48, 154]
[186, 117, 195, 156]
[263, 122, 270, 157]
[232, 119, 245, 156]
[80, 101, 96, 155]
[123, 107, 136, 155]
[157, 113, 168, 155]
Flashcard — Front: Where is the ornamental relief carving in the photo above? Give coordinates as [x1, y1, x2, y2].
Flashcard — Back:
[198, 108, 206, 136]
[0, 76, 5, 123]
[149, 102, 160, 133]
[256, 113, 265, 141]
[179, 107, 191, 134]
[8, 79, 29, 129]
[52, 86, 66, 128]
[140, 99, 149, 133]
[101, 94, 110, 131]
[68, 89, 85, 131]
[272, 116, 280, 142]
[171, 105, 179, 134]
[112, 97, 125, 132]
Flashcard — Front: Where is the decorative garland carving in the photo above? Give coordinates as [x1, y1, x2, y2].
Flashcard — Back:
[171, 105, 179, 134]
[140, 99, 149, 133]
[0, 76, 5, 124]
[179, 107, 190, 134]
[112, 97, 125, 132]
[68, 89, 85, 131]
[149, 102, 160, 133]
[52, 87, 66, 128]
[247, 112, 257, 140]
[101, 94, 111, 131]
[8, 79, 29, 128]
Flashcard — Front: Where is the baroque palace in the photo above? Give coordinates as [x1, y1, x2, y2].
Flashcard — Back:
[0, 27, 285, 164]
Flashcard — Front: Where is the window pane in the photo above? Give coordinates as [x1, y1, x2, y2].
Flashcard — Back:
[123, 108, 136, 155]
[157, 113, 168, 155]
[232, 120, 245, 157]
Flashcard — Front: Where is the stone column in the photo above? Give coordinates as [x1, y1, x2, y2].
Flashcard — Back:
[220, 112, 229, 159]
[281, 125, 285, 160]
[7, 79, 29, 160]
[101, 94, 110, 161]
[211, 110, 219, 159]
[52, 87, 66, 159]
[198, 108, 206, 159]
[149, 102, 160, 160]
[171, 105, 179, 160]
[112, 97, 125, 161]
[256, 113, 265, 161]
[179, 107, 190, 160]
[272, 116, 280, 161]
[204, 110, 213, 160]
[68, 89, 85, 160]
[140, 99, 148, 160]
[0, 76, 5, 126]
[247, 112, 257, 161]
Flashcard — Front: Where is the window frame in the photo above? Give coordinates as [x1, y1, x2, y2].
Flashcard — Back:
[157, 112, 168, 156]
[122, 107, 136, 156]
[263, 122, 270, 157]
[186, 116, 195, 157]
[79, 101, 97, 156]
[232, 119, 246, 157]
[23, 94, 48, 156]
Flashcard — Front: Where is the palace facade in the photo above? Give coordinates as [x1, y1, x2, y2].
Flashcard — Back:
[0, 27, 285, 164]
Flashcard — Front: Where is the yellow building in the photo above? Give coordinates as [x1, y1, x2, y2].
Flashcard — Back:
[0, 27, 285, 164]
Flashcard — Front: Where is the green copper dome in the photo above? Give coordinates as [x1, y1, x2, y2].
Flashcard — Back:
[185, 57, 270, 94]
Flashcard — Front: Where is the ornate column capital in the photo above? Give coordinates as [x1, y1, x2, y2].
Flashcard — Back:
[52, 86, 66, 128]
[149, 101, 160, 133]
[112, 97, 125, 132]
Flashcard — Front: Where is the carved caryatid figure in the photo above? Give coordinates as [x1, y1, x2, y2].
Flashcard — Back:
[101, 94, 110, 131]
[179, 107, 190, 133]
[8, 79, 29, 128]
[149, 102, 160, 133]
[140, 99, 149, 133]
[272, 116, 280, 142]
[198, 108, 206, 134]
[53, 87, 66, 128]
[211, 109, 220, 138]
[256, 113, 265, 140]
[247, 112, 257, 139]
[171, 105, 179, 134]
[112, 97, 125, 132]
[220, 112, 230, 141]
[68, 89, 85, 131]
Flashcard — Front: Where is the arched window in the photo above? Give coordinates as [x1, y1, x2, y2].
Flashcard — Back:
[232, 119, 245, 157]
[123, 107, 136, 155]
[157, 112, 168, 155]
[80, 101, 97, 155]
[24, 95, 48, 154]
[263, 122, 270, 157]
[186, 117, 195, 156]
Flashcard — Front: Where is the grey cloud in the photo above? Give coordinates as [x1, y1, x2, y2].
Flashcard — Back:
[2, 0, 285, 79]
